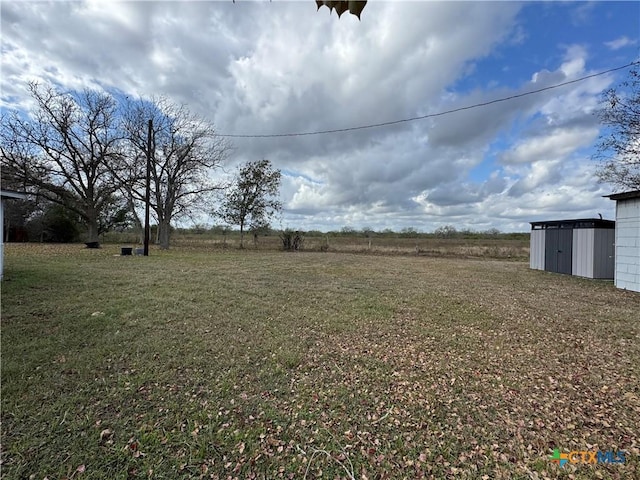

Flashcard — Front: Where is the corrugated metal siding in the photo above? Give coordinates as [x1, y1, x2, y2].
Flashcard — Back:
[530, 229, 545, 270]
[593, 229, 615, 279]
[615, 198, 640, 292]
[572, 229, 594, 277]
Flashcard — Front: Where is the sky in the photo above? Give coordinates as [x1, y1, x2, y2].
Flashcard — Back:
[1, 1, 639, 232]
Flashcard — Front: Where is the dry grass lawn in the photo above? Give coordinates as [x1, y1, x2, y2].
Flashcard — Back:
[1, 244, 638, 479]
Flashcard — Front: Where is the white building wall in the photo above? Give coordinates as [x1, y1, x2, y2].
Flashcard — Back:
[615, 198, 640, 292]
[530, 229, 545, 270]
[572, 228, 594, 278]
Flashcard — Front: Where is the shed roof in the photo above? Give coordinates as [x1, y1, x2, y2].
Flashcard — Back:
[605, 190, 640, 201]
[1, 189, 28, 200]
[530, 218, 615, 229]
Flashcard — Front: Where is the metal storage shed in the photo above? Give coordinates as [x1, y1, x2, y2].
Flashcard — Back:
[606, 190, 640, 292]
[530, 218, 615, 279]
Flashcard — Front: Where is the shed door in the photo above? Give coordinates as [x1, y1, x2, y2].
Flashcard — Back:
[545, 228, 573, 274]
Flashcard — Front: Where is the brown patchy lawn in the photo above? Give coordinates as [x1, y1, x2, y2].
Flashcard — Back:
[1, 244, 638, 479]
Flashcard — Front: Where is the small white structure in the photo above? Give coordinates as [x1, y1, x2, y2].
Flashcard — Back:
[530, 218, 615, 279]
[606, 190, 640, 292]
[529, 227, 546, 271]
[1, 189, 28, 280]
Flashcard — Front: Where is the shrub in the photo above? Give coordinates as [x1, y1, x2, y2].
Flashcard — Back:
[280, 229, 303, 251]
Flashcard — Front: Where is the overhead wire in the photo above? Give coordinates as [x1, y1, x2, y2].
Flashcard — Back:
[218, 61, 639, 138]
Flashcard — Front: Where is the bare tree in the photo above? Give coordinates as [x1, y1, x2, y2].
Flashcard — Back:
[0, 82, 124, 245]
[594, 65, 640, 191]
[121, 97, 231, 249]
[217, 159, 282, 248]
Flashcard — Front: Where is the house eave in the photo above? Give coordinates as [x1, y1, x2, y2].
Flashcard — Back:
[0, 189, 28, 200]
[604, 190, 640, 201]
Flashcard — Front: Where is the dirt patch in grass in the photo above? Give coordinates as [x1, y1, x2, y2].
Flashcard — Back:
[1, 244, 638, 479]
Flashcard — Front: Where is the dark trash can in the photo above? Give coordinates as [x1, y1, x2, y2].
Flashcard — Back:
[121, 247, 133, 256]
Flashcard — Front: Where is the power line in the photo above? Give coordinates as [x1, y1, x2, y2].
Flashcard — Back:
[218, 61, 638, 139]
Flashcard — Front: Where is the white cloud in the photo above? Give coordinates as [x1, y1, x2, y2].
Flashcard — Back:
[0, 1, 627, 232]
[559, 45, 587, 78]
[605, 36, 637, 51]
[500, 127, 599, 165]
[507, 159, 563, 197]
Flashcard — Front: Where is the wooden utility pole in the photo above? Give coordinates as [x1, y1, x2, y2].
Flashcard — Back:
[144, 119, 152, 256]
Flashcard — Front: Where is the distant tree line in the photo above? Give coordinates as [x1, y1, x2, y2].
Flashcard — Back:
[175, 224, 528, 240]
[325, 225, 516, 238]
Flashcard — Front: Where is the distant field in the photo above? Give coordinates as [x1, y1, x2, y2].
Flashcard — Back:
[1, 244, 638, 479]
[169, 233, 531, 259]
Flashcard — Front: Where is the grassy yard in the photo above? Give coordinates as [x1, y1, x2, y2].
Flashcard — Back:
[1, 244, 638, 479]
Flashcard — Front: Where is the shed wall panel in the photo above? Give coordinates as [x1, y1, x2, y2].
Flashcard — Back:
[530, 229, 546, 270]
[572, 229, 594, 277]
[544, 230, 557, 272]
[557, 229, 573, 275]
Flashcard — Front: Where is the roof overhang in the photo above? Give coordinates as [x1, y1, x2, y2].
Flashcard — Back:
[604, 190, 640, 201]
[530, 218, 615, 229]
[1, 189, 28, 200]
